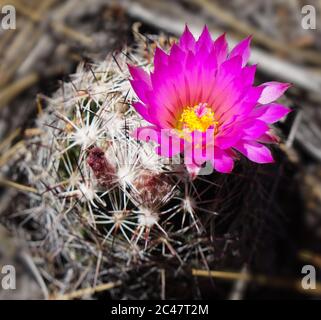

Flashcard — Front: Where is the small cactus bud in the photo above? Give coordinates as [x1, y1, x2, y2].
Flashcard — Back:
[87, 147, 116, 188]
[133, 170, 173, 208]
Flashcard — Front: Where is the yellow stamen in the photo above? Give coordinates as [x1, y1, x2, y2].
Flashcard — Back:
[177, 103, 218, 133]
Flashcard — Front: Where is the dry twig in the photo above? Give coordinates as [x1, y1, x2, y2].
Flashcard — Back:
[192, 269, 321, 296]
[50, 281, 122, 300]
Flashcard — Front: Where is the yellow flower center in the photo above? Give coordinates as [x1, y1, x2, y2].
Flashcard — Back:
[177, 103, 218, 133]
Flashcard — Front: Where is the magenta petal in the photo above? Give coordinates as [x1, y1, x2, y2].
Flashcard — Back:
[242, 86, 265, 104]
[229, 36, 252, 66]
[240, 64, 257, 86]
[212, 33, 228, 65]
[253, 103, 291, 123]
[179, 25, 196, 52]
[185, 50, 197, 70]
[258, 82, 291, 104]
[128, 64, 151, 85]
[132, 126, 160, 143]
[257, 132, 280, 144]
[129, 64, 152, 104]
[154, 47, 168, 69]
[196, 25, 212, 51]
[217, 55, 242, 84]
[211, 148, 234, 173]
[215, 130, 243, 150]
[183, 143, 207, 178]
[131, 102, 153, 123]
[169, 44, 186, 64]
[155, 130, 184, 157]
[234, 141, 274, 163]
[194, 43, 211, 65]
[243, 119, 269, 139]
[205, 47, 218, 70]
[185, 162, 202, 179]
[130, 80, 150, 104]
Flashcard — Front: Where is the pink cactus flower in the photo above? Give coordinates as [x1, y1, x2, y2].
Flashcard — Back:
[129, 26, 291, 175]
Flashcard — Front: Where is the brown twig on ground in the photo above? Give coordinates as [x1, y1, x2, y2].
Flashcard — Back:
[192, 269, 321, 296]
[0, 140, 25, 167]
[0, 73, 39, 109]
[50, 281, 122, 300]
[21, 252, 49, 300]
[0, 129, 21, 152]
[160, 269, 166, 300]
[52, 23, 93, 47]
[299, 250, 321, 269]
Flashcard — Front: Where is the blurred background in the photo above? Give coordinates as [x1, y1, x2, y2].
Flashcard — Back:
[0, 0, 321, 299]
